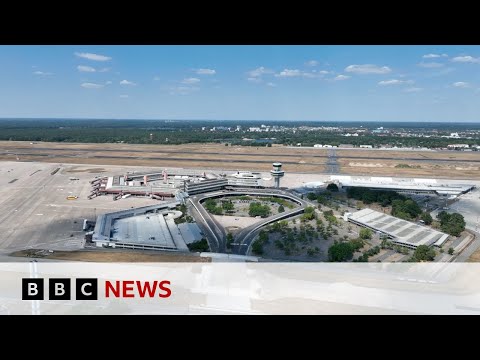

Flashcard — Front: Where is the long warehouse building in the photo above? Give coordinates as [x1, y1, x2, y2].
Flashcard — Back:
[345, 208, 449, 249]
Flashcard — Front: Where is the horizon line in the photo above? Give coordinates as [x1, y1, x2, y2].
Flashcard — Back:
[0, 117, 480, 124]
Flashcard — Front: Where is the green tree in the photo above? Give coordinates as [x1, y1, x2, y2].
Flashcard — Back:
[248, 202, 271, 217]
[448, 247, 454, 255]
[226, 233, 234, 249]
[359, 228, 373, 240]
[437, 212, 466, 236]
[306, 192, 317, 201]
[420, 212, 433, 225]
[251, 241, 264, 255]
[222, 200, 234, 211]
[328, 241, 354, 262]
[412, 245, 436, 262]
[187, 239, 210, 252]
[326, 183, 339, 192]
[278, 205, 285, 213]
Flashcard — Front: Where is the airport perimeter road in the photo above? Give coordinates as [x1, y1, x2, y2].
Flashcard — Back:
[233, 205, 306, 255]
[190, 190, 307, 255]
[454, 229, 480, 262]
[229, 191, 308, 255]
[189, 195, 226, 253]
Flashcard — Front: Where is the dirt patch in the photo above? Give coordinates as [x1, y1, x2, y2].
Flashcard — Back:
[468, 247, 480, 262]
[212, 214, 261, 230]
[10, 249, 211, 262]
[66, 167, 107, 173]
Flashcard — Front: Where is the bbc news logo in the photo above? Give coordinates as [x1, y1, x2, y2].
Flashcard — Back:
[22, 278, 171, 300]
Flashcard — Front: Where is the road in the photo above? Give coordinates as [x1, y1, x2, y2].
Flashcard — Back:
[189, 189, 307, 255]
[326, 148, 339, 174]
[189, 194, 227, 253]
[226, 190, 307, 255]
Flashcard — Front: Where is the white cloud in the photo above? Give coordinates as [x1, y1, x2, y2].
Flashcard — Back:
[98, 67, 110, 73]
[275, 69, 302, 77]
[195, 68, 216, 75]
[266, 82, 276, 87]
[153, 76, 161, 81]
[345, 64, 392, 74]
[452, 55, 480, 63]
[119, 94, 129, 98]
[334, 74, 350, 81]
[453, 81, 469, 88]
[181, 77, 200, 85]
[417, 62, 444, 68]
[169, 86, 199, 95]
[247, 77, 262, 83]
[105, 81, 112, 85]
[80, 82, 104, 89]
[120, 79, 136, 86]
[275, 69, 327, 78]
[378, 79, 414, 86]
[74, 52, 111, 61]
[77, 65, 96, 73]
[423, 53, 448, 58]
[33, 71, 53, 76]
[247, 66, 273, 78]
[305, 60, 318, 67]
[404, 87, 423, 93]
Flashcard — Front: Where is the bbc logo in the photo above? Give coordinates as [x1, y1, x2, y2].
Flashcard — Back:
[22, 278, 98, 300]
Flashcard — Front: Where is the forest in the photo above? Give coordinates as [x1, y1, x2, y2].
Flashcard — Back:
[0, 119, 478, 148]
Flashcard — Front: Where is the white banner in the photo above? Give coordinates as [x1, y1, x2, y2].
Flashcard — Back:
[1, 262, 480, 314]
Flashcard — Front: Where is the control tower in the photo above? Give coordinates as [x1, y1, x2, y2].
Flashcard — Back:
[270, 162, 285, 188]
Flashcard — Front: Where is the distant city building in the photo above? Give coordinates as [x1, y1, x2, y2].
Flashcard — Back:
[360, 145, 373, 148]
[448, 144, 470, 149]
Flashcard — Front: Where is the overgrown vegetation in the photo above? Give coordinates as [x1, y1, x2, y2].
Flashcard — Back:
[326, 183, 339, 192]
[420, 212, 433, 225]
[347, 187, 422, 221]
[203, 199, 223, 215]
[252, 230, 269, 255]
[395, 164, 421, 169]
[249, 202, 271, 217]
[188, 239, 209, 252]
[410, 244, 436, 262]
[437, 211, 466, 236]
[328, 241, 354, 262]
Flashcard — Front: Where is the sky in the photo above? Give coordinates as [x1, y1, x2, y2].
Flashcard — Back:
[1, 45, 480, 122]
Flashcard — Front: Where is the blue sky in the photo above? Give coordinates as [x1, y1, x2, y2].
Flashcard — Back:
[1, 45, 480, 122]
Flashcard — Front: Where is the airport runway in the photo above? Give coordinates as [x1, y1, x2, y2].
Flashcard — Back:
[2, 146, 480, 163]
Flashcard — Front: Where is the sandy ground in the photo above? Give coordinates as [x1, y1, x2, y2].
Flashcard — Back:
[212, 215, 261, 232]
[10, 249, 211, 262]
